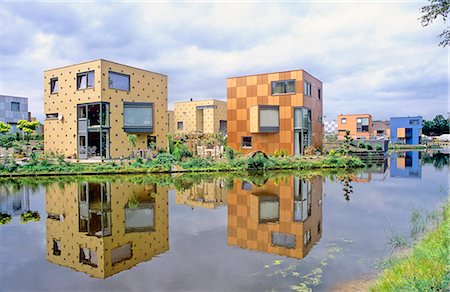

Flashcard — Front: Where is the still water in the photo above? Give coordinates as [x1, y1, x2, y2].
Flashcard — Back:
[0, 151, 448, 291]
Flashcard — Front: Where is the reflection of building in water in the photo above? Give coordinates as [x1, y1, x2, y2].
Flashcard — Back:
[227, 176, 322, 259]
[390, 151, 422, 178]
[0, 186, 31, 215]
[175, 179, 228, 209]
[46, 180, 169, 278]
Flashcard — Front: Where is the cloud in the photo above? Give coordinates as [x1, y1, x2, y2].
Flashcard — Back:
[0, 1, 447, 121]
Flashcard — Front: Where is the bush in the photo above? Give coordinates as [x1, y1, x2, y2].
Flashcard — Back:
[172, 142, 192, 161]
[20, 211, 40, 223]
[280, 149, 286, 157]
[375, 144, 382, 151]
[0, 213, 12, 225]
[151, 153, 176, 167]
[247, 153, 269, 170]
[180, 157, 212, 169]
[273, 149, 279, 157]
[225, 146, 235, 161]
[365, 143, 372, 150]
[358, 141, 365, 148]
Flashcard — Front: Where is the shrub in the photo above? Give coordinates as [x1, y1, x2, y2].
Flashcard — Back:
[328, 149, 336, 156]
[280, 149, 286, 157]
[0, 213, 12, 225]
[273, 149, 279, 157]
[375, 144, 382, 151]
[358, 141, 365, 148]
[180, 157, 212, 169]
[151, 153, 176, 167]
[365, 143, 372, 150]
[172, 142, 192, 161]
[225, 146, 235, 161]
[247, 153, 269, 170]
[20, 211, 40, 223]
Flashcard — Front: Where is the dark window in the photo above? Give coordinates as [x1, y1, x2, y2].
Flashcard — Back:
[11, 102, 20, 112]
[50, 78, 59, 94]
[77, 71, 94, 90]
[318, 88, 321, 99]
[304, 81, 312, 96]
[109, 71, 130, 91]
[242, 136, 252, 148]
[357, 117, 370, 132]
[219, 120, 227, 135]
[409, 119, 419, 125]
[46, 113, 58, 119]
[271, 79, 296, 95]
[241, 181, 252, 190]
[53, 239, 61, 256]
[196, 105, 217, 110]
[177, 121, 183, 130]
[272, 232, 296, 248]
[123, 102, 153, 133]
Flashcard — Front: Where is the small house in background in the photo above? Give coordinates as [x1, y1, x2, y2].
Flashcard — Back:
[337, 114, 372, 140]
[173, 99, 227, 135]
[0, 95, 30, 133]
[372, 120, 390, 139]
[390, 116, 422, 145]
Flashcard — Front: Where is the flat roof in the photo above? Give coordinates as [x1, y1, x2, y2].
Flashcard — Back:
[44, 59, 167, 76]
[0, 94, 28, 99]
[338, 113, 372, 116]
[227, 69, 321, 82]
[390, 116, 422, 119]
[174, 98, 226, 104]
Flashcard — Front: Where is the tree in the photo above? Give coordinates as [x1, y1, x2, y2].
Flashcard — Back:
[422, 114, 450, 136]
[0, 122, 11, 135]
[17, 120, 39, 140]
[341, 130, 354, 155]
[420, 0, 450, 47]
[127, 134, 137, 148]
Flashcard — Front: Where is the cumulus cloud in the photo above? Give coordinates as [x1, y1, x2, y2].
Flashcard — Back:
[0, 1, 447, 121]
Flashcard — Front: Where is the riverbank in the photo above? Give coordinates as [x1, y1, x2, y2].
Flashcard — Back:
[0, 153, 365, 178]
[370, 202, 450, 291]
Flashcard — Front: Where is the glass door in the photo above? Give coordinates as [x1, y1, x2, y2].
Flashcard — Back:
[78, 105, 88, 159]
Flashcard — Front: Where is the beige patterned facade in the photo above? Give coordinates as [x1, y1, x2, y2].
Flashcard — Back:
[227, 70, 323, 156]
[175, 179, 228, 209]
[44, 59, 168, 159]
[173, 99, 227, 134]
[168, 110, 174, 134]
[228, 176, 322, 259]
[45, 179, 169, 278]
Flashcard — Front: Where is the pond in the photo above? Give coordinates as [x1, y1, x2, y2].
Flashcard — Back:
[0, 151, 448, 291]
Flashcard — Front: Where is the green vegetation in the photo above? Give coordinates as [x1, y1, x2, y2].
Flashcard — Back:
[0, 213, 12, 225]
[422, 114, 450, 136]
[0, 122, 11, 135]
[420, 0, 450, 47]
[372, 202, 450, 291]
[341, 130, 353, 155]
[19, 211, 40, 223]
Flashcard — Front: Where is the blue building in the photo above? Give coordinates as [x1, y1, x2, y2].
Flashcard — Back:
[390, 151, 422, 179]
[390, 116, 422, 144]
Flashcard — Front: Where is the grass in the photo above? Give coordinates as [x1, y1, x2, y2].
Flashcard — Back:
[371, 202, 450, 291]
[0, 152, 365, 177]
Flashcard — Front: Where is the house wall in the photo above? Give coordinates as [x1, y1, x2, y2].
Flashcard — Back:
[173, 99, 227, 134]
[168, 110, 174, 133]
[0, 95, 30, 133]
[337, 114, 372, 140]
[46, 179, 169, 278]
[390, 116, 422, 144]
[175, 179, 228, 209]
[44, 59, 168, 159]
[227, 176, 322, 259]
[227, 70, 323, 156]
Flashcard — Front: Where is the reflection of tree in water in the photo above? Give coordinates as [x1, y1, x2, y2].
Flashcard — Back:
[339, 176, 353, 201]
[422, 152, 449, 170]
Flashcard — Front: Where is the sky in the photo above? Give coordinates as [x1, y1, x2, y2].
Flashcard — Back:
[0, 1, 448, 122]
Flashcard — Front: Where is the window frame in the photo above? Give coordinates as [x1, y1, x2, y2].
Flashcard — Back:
[46, 113, 59, 120]
[341, 118, 347, 124]
[108, 71, 130, 91]
[50, 77, 59, 94]
[77, 71, 95, 90]
[177, 121, 183, 130]
[304, 81, 312, 96]
[123, 102, 154, 133]
[271, 79, 296, 95]
[259, 105, 280, 133]
[241, 136, 252, 148]
[317, 88, 321, 100]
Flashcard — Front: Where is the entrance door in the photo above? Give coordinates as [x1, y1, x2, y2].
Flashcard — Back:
[78, 105, 88, 159]
[78, 135, 88, 159]
[294, 130, 303, 156]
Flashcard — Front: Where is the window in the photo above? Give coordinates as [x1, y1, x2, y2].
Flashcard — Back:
[341, 118, 347, 124]
[259, 106, 279, 132]
[196, 105, 217, 110]
[80, 247, 98, 267]
[219, 120, 227, 135]
[111, 243, 132, 265]
[50, 78, 59, 94]
[53, 239, 61, 256]
[109, 71, 130, 91]
[259, 196, 279, 223]
[46, 113, 58, 119]
[241, 181, 252, 190]
[318, 88, 321, 99]
[357, 117, 369, 132]
[272, 232, 296, 249]
[410, 119, 419, 125]
[304, 81, 312, 96]
[77, 71, 94, 90]
[147, 136, 157, 149]
[177, 121, 183, 130]
[123, 102, 153, 132]
[304, 229, 312, 246]
[271, 79, 296, 95]
[242, 136, 252, 148]
[11, 102, 20, 112]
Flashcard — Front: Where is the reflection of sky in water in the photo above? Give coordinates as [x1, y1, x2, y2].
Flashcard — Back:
[0, 161, 448, 291]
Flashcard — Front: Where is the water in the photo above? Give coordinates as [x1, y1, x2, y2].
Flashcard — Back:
[0, 151, 448, 291]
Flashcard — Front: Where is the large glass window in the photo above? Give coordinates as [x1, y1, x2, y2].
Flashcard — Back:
[11, 102, 20, 112]
[123, 102, 153, 132]
[109, 71, 130, 91]
[242, 136, 252, 148]
[259, 195, 279, 223]
[50, 78, 59, 94]
[219, 120, 227, 135]
[259, 106, 279, 132]
[77, 71, 94, 90]
[272, 232, 296, 249]
[357, 117, 369, 132]
[271, 79, 296, 95]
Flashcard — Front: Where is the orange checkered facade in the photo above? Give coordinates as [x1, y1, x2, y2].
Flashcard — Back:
[227, 176, 323, 259]
[227, 70, 323, 155]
